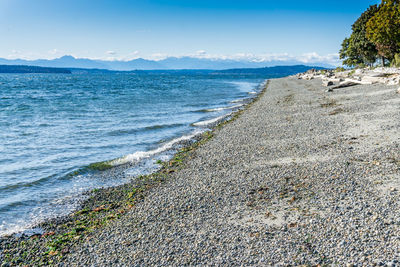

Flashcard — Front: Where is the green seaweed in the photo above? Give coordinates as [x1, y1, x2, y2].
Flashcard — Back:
[87, 161, 113, 171]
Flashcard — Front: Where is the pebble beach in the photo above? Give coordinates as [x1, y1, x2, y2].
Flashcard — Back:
[2, 76, 400, 266]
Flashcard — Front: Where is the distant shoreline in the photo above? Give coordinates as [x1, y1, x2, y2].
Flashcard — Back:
[0, 64, 324, 75]
[0, 65, 71, 74]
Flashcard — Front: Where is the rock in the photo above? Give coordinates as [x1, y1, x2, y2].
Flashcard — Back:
[326, 88, 334, 93]
[397, 87, 400, 94]
[323, 80, 334, 87]
[354, 69, 365, 75]
[306, 68, 318, 74]
[304, 74, 314, 80]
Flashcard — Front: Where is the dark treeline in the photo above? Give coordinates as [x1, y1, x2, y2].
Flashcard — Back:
[0, 65, 71, 74]
[340, 0, 400, 67]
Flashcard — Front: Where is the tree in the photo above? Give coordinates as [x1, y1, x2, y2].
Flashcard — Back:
[351, 5, 379, 65]
[366, 0, 400, 65]
[339, 37, 363, 67]
[340, 5, 379, 67]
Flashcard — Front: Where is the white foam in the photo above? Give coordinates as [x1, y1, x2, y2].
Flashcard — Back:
[248, 91, 257, 95]
[226, 81, 259, 92]
[230, 99, 245, 103]
[206, 104, 243, 112]
[192, 114, 229, 127]
[0, 222, 29, 237]
[110, 130, 204, 166]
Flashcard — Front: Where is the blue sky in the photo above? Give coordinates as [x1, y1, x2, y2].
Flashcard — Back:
[0, 0, 380, 64]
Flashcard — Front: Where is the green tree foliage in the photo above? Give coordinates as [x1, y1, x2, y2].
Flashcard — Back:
[391, 53, 400, 67]
[366, 0, 400, 63]
[339, 37, 363, 67]
[340, 5, 379, 67]
[351, 5, 379, 65]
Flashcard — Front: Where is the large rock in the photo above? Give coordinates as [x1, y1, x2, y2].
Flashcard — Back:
[386, 75, 400, 86]
[322, 80, 334, 87]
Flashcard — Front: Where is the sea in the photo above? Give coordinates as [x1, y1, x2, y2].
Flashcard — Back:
[0, 72, 268, 236]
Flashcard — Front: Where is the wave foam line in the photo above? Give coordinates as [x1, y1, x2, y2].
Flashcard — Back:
[110, 130, 204, 166]
[192, 114, 229, 127]
[230, 98, 247, 103]
[205, 104, 243, 112]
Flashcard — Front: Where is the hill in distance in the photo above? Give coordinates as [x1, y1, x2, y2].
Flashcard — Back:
[0, 65, 71, 74]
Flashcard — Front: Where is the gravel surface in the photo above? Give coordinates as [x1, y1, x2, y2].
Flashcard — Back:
[60, 77, 400, 266]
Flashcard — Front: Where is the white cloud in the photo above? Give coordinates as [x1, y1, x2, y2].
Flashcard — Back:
[195, 50, 207, 56]
[48, 48, 59, 55]
[296, 52, 340, 65]
[149, 53, 169, 60]
[7, 49, 21, 59]
[178, 51, 341, 66]
[121, 51, 139, 61]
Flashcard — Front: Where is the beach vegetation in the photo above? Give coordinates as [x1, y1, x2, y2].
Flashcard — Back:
[340, 4, 379, 67]
[366, 0, 400, 64]
[341, 0, 400, 67]
[87, 161, 113, 171]
[391, 53, 400, 67]
[334, 67, 346, 72]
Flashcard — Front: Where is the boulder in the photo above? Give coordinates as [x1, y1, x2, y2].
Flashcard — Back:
[322, 80, 334, 87]
[386, 75, 400, 86]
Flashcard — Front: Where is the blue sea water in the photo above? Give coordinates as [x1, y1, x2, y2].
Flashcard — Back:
[0, 72, 266, 236]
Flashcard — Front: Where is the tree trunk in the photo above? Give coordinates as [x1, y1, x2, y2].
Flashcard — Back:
[382, 56, 385, 67]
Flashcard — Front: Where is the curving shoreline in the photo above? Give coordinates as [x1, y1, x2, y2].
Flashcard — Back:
[2, 76, 400, 265]
[0, 80, 269, 266]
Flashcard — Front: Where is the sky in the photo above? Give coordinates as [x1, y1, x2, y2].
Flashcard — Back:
[0, 0, 381, 65]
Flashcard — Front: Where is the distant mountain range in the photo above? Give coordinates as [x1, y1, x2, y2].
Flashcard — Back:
[0, 55, 334, 71]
